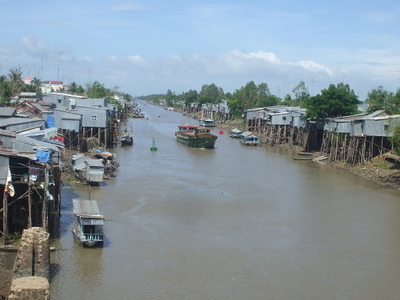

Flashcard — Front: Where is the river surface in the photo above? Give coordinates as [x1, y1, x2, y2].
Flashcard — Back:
[50, 101, 400, 300]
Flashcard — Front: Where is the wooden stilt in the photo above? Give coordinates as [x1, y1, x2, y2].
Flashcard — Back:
[2, 191, 8, 243]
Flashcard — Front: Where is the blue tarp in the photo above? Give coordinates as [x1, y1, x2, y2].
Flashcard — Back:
[36, 149, 51, 163]
[46, 115, 55, 128]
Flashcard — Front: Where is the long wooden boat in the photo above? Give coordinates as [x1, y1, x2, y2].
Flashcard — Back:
[72, 199, 105, 247]
[120, 132, 133, 146]
[175, 125, 217, 149]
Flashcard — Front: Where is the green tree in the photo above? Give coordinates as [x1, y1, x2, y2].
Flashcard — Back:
[75, 85, 85, 95]
[303, 83, 361, 119]
[365, 86, 394, 114]
[260, 94, 280, 107]
[292, 81, 310, 106]
[86, 81, 113, 98]
[198, 83, 224, 104]
[165, 89, 175, 106]
[227, 84, 251, 117]
[281, 94, 293, 105]
[256, 82, 271, 107]
[29, 77, 42, 93]
[8, 68, 25, 96]
[68, 82, 78, 94]
[389, 119, 400, 156]
[227, 95, 245, 118]
[390, 88, 400, 114]
[183, 89, 198, 106]
[0, 75, 12, 105]
[242, 81, 258, 107]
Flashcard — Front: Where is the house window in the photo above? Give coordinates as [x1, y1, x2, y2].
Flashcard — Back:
[384, 124, 389, 131]
[92, 115, 97, 121]
[283, 116, 286, 121]
[58, 99, 61, 103]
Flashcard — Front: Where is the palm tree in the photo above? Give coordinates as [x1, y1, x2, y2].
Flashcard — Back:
[30, 77, 42, 93]
[8, 68, 25, 96]
[68, 81, 78, 94]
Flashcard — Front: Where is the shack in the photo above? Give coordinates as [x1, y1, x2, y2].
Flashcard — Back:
[71, 154, 105, 184]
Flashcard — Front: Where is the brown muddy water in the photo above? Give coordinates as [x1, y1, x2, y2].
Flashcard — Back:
[50, 101, 400, 300]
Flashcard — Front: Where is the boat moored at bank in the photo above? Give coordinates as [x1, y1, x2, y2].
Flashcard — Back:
[120, 131, 133, 146]
[72, 199, 105, 247]
[239, 131, 260, 146]
[230, 128, 242, 138]
[199, 118, 215, 127]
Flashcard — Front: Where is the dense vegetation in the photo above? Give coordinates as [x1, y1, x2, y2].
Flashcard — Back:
[141, 81, 400, 120]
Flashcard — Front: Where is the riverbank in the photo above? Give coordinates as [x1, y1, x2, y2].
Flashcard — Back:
[335, 158, 400, 190]
[216, 116, 400, 191]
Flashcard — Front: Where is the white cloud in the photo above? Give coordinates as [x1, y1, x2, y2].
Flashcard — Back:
[228, 50, 281, 65]
[127, 55, 148, 66]
[290, 60, 333, 75]
[22, 37, 47, 57]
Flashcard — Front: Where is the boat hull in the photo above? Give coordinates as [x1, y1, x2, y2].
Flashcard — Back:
[72, 230, 103, 247]
[121, 137, 133, 146]
[176, 135, 216, 149]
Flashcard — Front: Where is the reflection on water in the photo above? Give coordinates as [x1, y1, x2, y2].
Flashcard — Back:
[50, 102, 400, 300]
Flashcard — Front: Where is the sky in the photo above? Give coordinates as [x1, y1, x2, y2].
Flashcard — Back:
[1, 0, 400, 99]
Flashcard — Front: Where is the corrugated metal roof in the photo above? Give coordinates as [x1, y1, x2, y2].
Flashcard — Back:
[0, 149, 36, 160]
[240, 131, 257, 137]
[0, 117, 44, 127]
[85, 158, 104, 167]
[73, 199, 104, 218]
[14, 135, 59, 152]
[73, 157, 104, 170]
[0, 129, 16, 138]
[370, 114, 400, 121]
[0, 107, 16, 116]
[30, 103, 48, 111]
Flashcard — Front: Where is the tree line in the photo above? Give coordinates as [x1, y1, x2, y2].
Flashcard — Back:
[142, 81, 400, 120]
[2, 67, 400, 121]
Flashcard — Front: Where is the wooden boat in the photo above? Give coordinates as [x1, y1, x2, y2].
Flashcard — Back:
[175, 125, 217, 149]
[230, 128, 242, 138]
[72, 199, 105, 247]
[291, 156, 314, 160]
[291, 151, 315, 160]
[199, 118, 215, 127]
[239, 131, 260, 146]
[296, 151, 313, 156]
[120, 131, 133, 146]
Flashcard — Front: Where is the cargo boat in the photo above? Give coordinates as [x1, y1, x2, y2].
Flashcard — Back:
[175, 125, 217, 149]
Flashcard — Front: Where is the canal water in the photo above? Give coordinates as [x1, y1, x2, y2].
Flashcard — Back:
[50, 101, 400, 300]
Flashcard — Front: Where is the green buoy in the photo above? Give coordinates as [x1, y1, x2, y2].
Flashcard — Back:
[150, 138, 157, 151]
